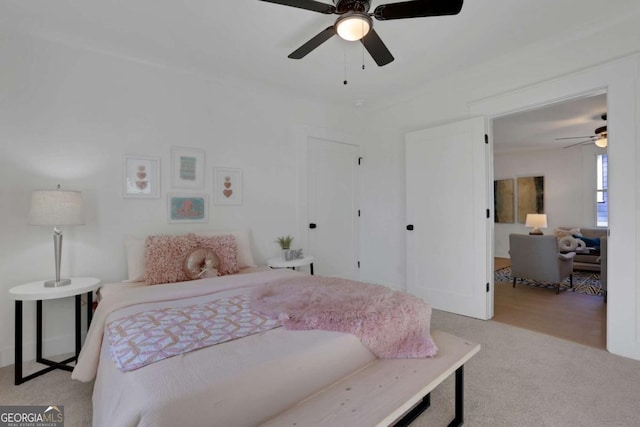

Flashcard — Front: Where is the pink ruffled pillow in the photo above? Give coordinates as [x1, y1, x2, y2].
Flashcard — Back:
[145, 233, 199, 285]
[195, 234, 240, 276]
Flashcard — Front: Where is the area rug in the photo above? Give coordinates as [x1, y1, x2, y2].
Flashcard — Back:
[495, 267, 603, 296]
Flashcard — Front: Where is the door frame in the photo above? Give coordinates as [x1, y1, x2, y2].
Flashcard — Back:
[469, 54, 639, 358]
[293, 125, 360, 279]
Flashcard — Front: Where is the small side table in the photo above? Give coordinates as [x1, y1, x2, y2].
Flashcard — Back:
[267, 256, 315, 275]
[9, 277, 101, 385]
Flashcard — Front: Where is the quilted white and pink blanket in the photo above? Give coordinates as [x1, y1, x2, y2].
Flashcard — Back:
[73, 269, 298, 382]
[107, 294, 280, 371]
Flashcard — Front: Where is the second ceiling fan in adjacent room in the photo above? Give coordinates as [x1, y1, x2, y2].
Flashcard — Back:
[557, 114, 608, 148]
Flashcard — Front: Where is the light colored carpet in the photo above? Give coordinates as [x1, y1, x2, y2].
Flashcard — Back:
[2, 310, 640, 426]
[0, 358, 93, 426]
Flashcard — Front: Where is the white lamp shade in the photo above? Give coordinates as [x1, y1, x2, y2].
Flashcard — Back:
[29, 189, 85, 226]
[525, 213, 547, 229]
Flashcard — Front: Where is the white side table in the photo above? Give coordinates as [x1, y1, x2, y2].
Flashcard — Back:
[9, 277, 101, 385]
[267, 256, 315, 275]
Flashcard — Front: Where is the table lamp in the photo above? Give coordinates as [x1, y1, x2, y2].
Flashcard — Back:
[28, 185, 85, 287]
[525, 213, 547, 235]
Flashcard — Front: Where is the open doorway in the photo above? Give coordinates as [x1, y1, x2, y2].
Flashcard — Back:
[470, 56, 637, 359]
[490, 93, 608, 349]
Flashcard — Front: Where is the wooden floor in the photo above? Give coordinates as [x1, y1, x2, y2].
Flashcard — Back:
[493, 258, 606, 349]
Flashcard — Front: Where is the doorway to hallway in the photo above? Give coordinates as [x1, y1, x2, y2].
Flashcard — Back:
[490, 93, 608, 350]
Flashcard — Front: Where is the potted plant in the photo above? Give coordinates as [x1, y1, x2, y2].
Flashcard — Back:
[275, 235, 294, 260]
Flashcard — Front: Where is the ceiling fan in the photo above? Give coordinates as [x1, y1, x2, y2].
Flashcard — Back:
[557, 114, 608, 148]
[259, 0, 464, 66]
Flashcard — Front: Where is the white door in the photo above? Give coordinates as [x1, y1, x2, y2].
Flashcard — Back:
[307, 137, 359, 279]
[406, 117, 491, 320]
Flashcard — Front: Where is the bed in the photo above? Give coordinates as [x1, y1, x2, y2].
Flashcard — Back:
[75, 269, 382, 426]
[72, 231, 446, 426]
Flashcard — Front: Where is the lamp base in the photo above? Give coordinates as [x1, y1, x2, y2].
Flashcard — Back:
[529, 227, 543, 235]
[44, 278, 71, 288]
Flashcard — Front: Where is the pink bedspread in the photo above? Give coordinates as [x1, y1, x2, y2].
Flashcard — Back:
[107, 294, 280, 371]
[251, 276, 438, 358]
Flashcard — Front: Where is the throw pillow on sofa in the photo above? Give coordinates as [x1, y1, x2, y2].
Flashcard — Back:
[554, 228, 582, 239]
[573, 234, 600, 249]
[558, 236, 578, 252]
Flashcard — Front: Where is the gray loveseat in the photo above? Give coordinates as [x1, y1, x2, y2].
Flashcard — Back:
[509, 234, 575, 294]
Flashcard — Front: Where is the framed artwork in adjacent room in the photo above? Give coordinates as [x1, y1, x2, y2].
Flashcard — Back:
[214, 167, 243, 205]
[123, 155, 161, 198]
[167, 193, 209, 223]
[171, 147, 205, 189]
[517, 176, 544, 223]
[494, 178, 514, 223]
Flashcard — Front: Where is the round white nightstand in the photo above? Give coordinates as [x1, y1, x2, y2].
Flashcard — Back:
[267, 256, 315, 275]
[9, 277, 101, 385]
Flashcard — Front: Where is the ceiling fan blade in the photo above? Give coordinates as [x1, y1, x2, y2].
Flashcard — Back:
[564, 140, 592, 148]
[361, 28, 394, 66]
[258, 0, 336, 14]
[288, 27, 336, 59]
[555, 136, 595, 141]
[374, 0, 463, 20]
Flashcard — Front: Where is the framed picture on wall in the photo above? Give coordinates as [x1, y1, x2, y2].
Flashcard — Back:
[167, 193, 209, 223]
[213, 167, 243, 205]
[494, 178, 515, 223]
[123, 155, 161, 198]
[517, 176, 544, 223]
[171, 147, 205, 189]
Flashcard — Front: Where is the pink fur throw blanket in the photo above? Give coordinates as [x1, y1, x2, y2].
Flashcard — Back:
[250, 276, 437, 358]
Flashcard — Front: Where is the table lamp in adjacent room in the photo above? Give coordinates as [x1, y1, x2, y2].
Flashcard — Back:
[28, 185, 85, 287]
[525, 213, 547, 235]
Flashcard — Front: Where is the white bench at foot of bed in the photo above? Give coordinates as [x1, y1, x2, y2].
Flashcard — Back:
[261, 330, 480, 427]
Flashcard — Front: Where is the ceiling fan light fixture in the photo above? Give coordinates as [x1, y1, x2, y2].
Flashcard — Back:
[335, 12, 372, 41]
[595, 136, 608, 148]
[595, 123, 607, 148]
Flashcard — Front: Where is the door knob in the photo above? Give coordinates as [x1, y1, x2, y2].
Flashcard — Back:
[406, 225, 414, 231]
[309, 223, 317, 229]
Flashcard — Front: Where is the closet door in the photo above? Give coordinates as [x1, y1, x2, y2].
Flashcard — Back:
[406, 117, 491, 320]
[307, 137, 359, 279]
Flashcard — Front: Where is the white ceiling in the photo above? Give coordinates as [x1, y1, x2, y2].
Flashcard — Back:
[1, 0, 639, 108]
[493, 93, 607, 153]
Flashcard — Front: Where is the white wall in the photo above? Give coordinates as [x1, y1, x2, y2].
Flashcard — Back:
[493, 145, 606, 258]
[358, 127, 406, 289]
[0, 31, 363, 367]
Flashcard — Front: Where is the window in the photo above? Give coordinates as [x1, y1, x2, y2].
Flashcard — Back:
[596, 153, 608, 227]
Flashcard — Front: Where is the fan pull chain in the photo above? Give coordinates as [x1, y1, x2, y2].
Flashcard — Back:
[343, 47, 348, 85]
[361, 20, 366, 70]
